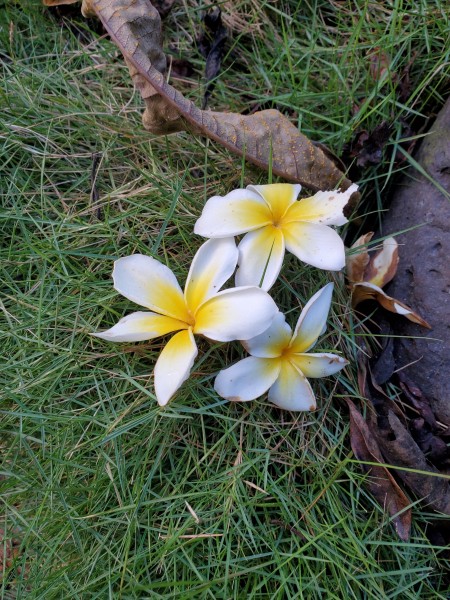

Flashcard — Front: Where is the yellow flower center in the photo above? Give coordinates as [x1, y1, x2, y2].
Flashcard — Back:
[280, 345, 294, 360]
[185, 311, 196, 329]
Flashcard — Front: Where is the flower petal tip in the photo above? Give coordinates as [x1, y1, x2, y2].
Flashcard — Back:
[90, 331, 109, 340]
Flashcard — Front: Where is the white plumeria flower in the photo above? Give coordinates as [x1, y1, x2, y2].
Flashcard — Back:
[92, 238, 278, 406]
[195, 183, 358, 291]
[214, 283, 348, 411]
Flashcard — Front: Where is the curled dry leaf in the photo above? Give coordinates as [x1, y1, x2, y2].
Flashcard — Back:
[347, 233, 398, 286]
[346, 232, 374, 283]
[346, 399, 411, 541]
[347, 234, 430, 328]
[352, 282, 431, 328]
[43, 0, 359, 198]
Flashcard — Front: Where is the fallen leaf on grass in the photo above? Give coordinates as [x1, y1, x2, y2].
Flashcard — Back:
[357, 346, 450, 502]
[43, 0, 359, 197]
[351, 267, 448, 533]
[352, 282, 430, 327]
[346, 399, 412, 541]
[347, 233, 430, 328]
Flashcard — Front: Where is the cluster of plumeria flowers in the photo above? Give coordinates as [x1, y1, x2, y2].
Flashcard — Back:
[93, 182, 358, 410]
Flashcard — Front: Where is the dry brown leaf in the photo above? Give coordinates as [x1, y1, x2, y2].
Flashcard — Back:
[347, 235, 430, 328]
[346, 232, 374, 283]
[352, 282, 431, 328]
[346, 399, 412, 541]
[43, 0, 359, 198]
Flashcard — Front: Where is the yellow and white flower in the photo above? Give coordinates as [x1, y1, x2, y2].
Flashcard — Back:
[214, 283, 348, 411]
[195, 183, 358, 290]
[93, 238, 279, 406]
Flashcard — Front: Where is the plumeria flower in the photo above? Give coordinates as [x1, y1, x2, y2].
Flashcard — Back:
[214, 283, 348, 411]
[195, 183, 358, 291]
[92, 238, 279, 406]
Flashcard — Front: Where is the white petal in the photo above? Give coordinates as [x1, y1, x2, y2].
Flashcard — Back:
[268, 361, 316, 411]
[243, 312, 292, 358]
[184, 238, 238, 314]
[283, 184, 358, 226]
[365, 237, 399, 287]
[289, 283, 334, 353]
[214, 356, 281, 402]
[248, 183, 301, 222]
[393, 302, 411, 315]
[235, 226, 285, 290]
[92, 311, 188, 342]
[154, 329, 198, 406]
[290, 353, 348, 378]
[113, 255, 191, 322]
[194, 287, 278, 342]
[194, 189, 271, 237]
[283, 221, 346, 271]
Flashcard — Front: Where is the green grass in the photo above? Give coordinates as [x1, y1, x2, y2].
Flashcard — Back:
[1, 1, 449, 597]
